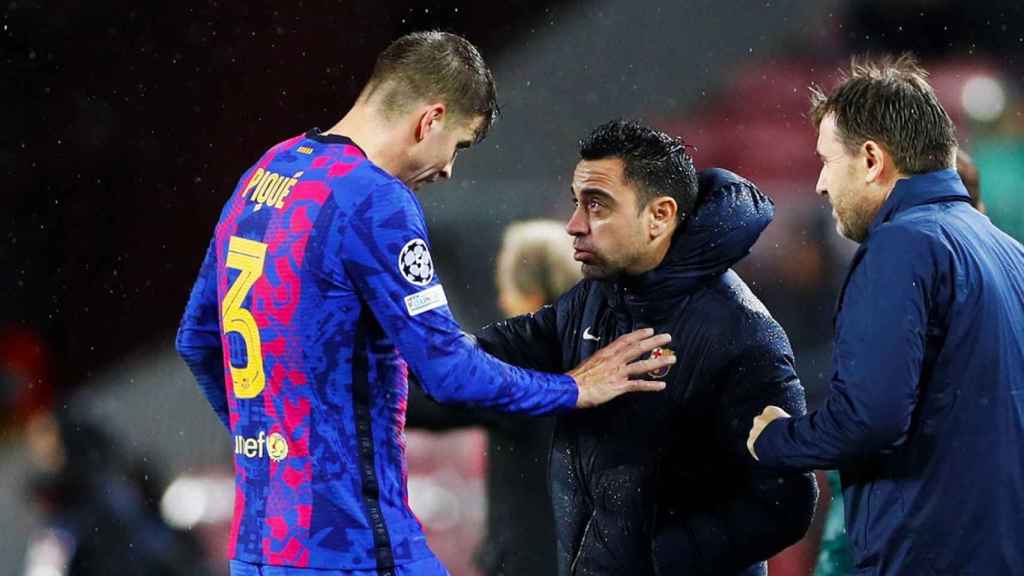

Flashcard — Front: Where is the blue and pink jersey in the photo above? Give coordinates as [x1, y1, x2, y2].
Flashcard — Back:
[176, 130, 577, 572]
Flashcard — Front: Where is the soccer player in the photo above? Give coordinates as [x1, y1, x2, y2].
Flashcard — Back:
[175, 32, 674, 576]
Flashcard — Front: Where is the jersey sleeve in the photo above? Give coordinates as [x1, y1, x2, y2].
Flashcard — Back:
[338, 180, 578, 415]
[175, 237, 231, 430]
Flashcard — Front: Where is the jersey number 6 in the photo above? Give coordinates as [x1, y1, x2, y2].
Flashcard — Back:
[222, 235, 268, 399]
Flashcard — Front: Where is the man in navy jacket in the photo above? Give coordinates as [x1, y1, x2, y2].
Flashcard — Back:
[748, 55, 1024, 575]
[476, 120, 817, 575]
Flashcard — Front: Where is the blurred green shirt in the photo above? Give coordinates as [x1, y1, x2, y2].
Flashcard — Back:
[814, 471, 853, 576]
[974, 136, 1024, 242]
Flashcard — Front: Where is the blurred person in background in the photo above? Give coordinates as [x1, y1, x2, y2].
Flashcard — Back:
[955, 149, 984, 213]
[407, 219, 581, 576]
[749, 55, 1024, 575]
[22, 409, 210, 576]
[971, 99, 1024, 241]
[176, 31, 672, 576]
[474, 120, 817, 575]
[811, 147, 988, 576]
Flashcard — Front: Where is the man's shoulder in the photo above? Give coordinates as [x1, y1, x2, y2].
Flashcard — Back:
[327, 161, 402, 195]
[690, 271, 789, 351]
[701, 272, 776, 324]
[865, 208, 952, 271]
[325, 164, 425, 223]
[874, 200, 961, 247]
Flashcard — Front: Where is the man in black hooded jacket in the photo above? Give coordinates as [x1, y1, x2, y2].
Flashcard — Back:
[473, 120, 817, 575]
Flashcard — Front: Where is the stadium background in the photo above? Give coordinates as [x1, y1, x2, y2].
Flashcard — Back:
[4, 0, 1023, 574]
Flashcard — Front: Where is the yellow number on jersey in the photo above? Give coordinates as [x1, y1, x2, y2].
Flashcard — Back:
[222, 236, 268, 399]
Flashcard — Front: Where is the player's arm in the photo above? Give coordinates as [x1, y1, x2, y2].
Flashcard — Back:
[175, 238, 230, 430]
[340, 182, 667, 414]
[406, 289, 576, 430]
[655, 325, 817, 573]
[406, 297, 572, 430]
[338, 181, 578, 415]
[404, 378, 496, 430]
[753, 225, 932, 469]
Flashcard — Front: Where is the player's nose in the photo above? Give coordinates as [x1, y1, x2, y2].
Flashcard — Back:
[566, 207, 588, 236]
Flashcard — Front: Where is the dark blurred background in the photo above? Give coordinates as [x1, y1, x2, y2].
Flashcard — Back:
[4, 1, 1023, 574]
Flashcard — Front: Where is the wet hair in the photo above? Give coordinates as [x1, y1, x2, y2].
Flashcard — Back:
[810, 53, 958, 174]
[496, 220, 581, 304]
[363, 31, 499, 142]
[578, 120, 698, 222]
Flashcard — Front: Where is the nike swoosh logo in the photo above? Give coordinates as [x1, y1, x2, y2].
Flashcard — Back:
[582, 327, 600, 341]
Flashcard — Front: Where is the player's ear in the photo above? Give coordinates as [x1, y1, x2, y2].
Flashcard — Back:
[416, 103, 446, 142]
[647, 196, 678, 239]
[862, 139, 887, 183]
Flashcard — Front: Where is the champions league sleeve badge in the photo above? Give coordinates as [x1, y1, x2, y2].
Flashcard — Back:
[649, 347, 675, 378]
[398, 238, 434, 286]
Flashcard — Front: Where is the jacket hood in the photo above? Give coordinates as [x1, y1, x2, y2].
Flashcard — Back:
[616, 168, 774, 302]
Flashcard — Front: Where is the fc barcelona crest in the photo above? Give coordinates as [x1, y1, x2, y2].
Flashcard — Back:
[648, 347, 675, 378]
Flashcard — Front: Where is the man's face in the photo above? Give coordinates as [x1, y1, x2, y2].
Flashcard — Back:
[406, 113, 482, 190]
[815, 113, 880, 243]
[567, 158, 649, 280]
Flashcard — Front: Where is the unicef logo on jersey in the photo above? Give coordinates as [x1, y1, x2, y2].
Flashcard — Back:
[399, 238, 434, 286]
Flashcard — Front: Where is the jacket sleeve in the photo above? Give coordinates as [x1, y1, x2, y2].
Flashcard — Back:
[654, 321, 818, 573]
[175, 238, 231, 431]
[340, 181, 577, 415]
[755, 224, 933, 469]
[475, 300, 566, 372]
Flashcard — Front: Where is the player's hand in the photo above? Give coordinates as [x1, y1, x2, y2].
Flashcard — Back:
[567, 328, 674, 409]
[747, 405, 790, 461]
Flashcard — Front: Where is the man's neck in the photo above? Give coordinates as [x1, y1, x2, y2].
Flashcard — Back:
[324, 106, 406, 178]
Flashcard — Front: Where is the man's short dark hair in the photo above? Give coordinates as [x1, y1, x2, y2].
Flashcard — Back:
[365, 31, 498, 142]
[578, 120, 698, 222]
[810, 53, 957, 174]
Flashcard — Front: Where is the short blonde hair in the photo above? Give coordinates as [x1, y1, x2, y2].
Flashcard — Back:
[496, 220, 581, 305]
[363, 31, 498, 142]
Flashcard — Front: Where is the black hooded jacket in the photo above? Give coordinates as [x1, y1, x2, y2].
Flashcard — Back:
[475, 169, 817, 575]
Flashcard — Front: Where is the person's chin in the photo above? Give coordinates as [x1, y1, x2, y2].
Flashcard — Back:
[837, 220, 867, 243]
[832, 212, 852, 240]
[581, 262, 614, 280]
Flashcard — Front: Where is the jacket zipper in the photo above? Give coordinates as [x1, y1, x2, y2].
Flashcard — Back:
[569, 511, 596, 576]
[570, 298, 634, 576]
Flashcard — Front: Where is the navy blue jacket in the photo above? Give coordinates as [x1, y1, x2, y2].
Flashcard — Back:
[478, 169, 817, 575]
[756, 169, 1024, 575]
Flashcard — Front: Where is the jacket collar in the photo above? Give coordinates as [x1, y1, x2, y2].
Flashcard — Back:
[869, 168, 970, 233]
[603, 168, 774, 321]
[832, 169, 971, 326]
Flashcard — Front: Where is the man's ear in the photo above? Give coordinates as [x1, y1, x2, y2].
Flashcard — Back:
[416, 103, 447, 142]
[648, 196, 679, 238]
[862, 139, 888, 184]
